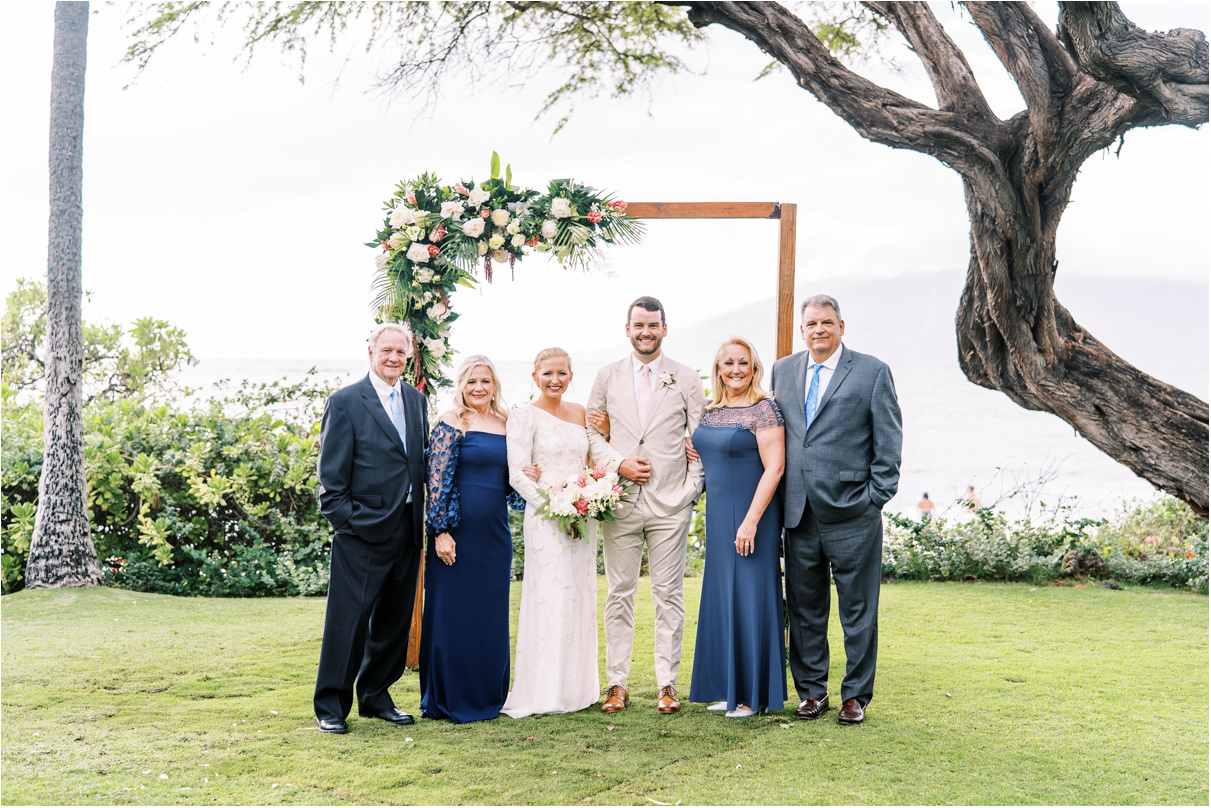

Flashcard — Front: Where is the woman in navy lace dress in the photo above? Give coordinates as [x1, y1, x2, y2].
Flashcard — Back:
[688, 337, 788, 717]
[420, 355, 529, 723]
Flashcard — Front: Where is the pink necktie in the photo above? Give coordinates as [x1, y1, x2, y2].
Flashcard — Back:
[637, 365, 653, 429]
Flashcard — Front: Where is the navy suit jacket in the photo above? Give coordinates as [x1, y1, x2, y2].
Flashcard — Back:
[317, 373, 427, 546]
[771, 344, 902, 527]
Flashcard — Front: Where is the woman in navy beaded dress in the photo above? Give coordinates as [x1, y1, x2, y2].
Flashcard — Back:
[688, 337, 787, 717]
[420, 355, 530, 723]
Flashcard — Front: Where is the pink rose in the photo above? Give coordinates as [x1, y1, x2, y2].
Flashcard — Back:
[480, 208, 491, 218]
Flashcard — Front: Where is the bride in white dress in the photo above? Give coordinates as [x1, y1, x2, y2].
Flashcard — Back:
[502, 347, 600, 718]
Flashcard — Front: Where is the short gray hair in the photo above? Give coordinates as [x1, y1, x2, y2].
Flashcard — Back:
[800, 294, 841, 321]
[368, 321, 414, 349]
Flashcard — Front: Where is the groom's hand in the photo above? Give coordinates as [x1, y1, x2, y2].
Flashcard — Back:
[619, 457, 652, 485]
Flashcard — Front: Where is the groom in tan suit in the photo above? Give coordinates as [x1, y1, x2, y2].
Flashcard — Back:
[587, 296, 706, 714]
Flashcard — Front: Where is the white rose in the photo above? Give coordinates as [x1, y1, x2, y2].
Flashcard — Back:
[550, 197, 572, 218]
[374, 253, 390, 271]
[389, 232, 409, 249]
[440, 200, 464, 220]
[406, 242, 431, 263]
[424, 337, 446, 356]
[488, 234, 505, 250]
[428, 302, 449, 322]
[506, 219, 521, 235]
[389, 205, 418, 228]
[414, 268, 433, 283]
[477, 240, 488, 256]
[490, 208, 511, 227]
[535, 241, 551, 253]
[467, 187, 491, 207]
[461, 218, 485, 238]
[511, 233, 526, 248]
[541, 219, 558, 239]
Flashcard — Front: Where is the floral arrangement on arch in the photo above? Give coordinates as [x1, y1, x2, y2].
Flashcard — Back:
[367, 154, 643, 392]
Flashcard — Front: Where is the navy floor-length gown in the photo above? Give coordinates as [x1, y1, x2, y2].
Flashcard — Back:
[420, 423, 516, 723]
[688, 399, 788, 712]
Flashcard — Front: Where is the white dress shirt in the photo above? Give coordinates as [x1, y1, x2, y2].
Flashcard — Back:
[369, 371, 411, 499]
[805, 344, 843, 404]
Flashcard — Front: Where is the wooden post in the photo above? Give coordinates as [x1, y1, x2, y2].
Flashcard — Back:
[406, 552, 424, 668]
[627, 202, 797, 359]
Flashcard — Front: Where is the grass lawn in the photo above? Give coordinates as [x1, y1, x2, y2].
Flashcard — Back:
[2, 578, 1206, 805]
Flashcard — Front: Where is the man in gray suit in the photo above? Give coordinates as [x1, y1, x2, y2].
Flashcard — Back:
[770, 294, 901, 725]
[314, 322, 428, 734]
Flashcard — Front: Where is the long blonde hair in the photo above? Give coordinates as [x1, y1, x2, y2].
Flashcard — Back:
[452, 355, 509, 428]
[707, 337, 768, 410]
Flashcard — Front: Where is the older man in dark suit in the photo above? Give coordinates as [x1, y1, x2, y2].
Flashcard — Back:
[770, 294, 902, 725]
[314, 322, 428, 734]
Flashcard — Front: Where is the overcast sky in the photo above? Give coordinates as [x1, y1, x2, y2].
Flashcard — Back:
[1, 1, 1207, 364]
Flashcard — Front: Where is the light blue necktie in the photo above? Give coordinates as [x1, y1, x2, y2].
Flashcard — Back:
[804, 363, 823, 428]
[388, 389, 408, 455]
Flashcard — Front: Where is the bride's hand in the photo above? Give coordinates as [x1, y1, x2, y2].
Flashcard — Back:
[587, 409, 610, 440]
[522, 463, 541, 482]
[436, 533, 457, 565]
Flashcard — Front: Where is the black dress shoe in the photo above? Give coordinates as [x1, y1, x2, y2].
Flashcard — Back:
[317, 717, 349, 734]
[362, 707, 415, 725]
[795, 695, 830, 720]
[837, 698, 866, 725]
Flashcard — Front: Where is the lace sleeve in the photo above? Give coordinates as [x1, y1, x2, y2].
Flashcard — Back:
[506, 489, 527, 511]
[752, 398, 785, 430]
[425, 421, 462, 537]
[506, 408, 545, 509]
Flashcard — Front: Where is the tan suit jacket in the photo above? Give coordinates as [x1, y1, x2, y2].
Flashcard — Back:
[586, 355, 706, 518]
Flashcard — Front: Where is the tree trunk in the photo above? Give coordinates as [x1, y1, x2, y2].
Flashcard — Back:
[26, 1, 103, 589]
[682, 0, 1209, 517]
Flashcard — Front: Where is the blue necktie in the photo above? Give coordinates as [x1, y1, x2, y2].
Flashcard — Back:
[388, 389, 408, 455]
[804, 363, 823, 428]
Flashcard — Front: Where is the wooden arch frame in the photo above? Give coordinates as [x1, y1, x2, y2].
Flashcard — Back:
[405, 201, 798, 667]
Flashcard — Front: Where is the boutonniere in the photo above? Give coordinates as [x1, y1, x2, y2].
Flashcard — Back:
[659, 372, 677, 389]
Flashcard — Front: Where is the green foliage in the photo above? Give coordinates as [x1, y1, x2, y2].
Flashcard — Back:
[1, 372, 339, 596]
[884, 496, 1207, 592]
[1, 278, 196, 404]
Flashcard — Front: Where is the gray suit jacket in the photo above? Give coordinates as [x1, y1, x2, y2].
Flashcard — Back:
[770, 345, 902, 527]
[317, 374, 428, 546]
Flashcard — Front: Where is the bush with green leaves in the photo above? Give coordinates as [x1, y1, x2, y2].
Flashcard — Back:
[1, 373, 339, 596]
[884, 497, 1207, 592]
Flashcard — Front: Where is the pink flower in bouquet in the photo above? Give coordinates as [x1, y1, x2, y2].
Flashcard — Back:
[577, 471, 589, 487]
[526, 236, 539, 247]
[480, 208, 491, 218]
[430, 225, 447, 241]
[587, 210, 603, 223]
[591, 465, 607, 480]
[453, 182, 469, 196]
[607, 199, 627, 212]
[427, 244, 440, 257]
[407, 191, 418, 205]
[612, 484, 624, 495]
[574, 498, 591, 516]
[380, 240, 392, 250]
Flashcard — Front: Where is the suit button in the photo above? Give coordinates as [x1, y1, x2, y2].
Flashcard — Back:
[639, 439, 644, 445]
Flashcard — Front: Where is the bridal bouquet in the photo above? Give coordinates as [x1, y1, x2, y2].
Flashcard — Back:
[538, 462, 629, 541]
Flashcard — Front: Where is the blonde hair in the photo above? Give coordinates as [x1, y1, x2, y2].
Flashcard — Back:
[532, 347, 571, 371]
[707, 337, 768, 410]
[452, 355, 509, 428]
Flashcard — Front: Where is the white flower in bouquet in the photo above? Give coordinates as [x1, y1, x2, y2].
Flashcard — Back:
[440, 200, 464, 219]
[467, 186, 491, 207]
[414, 267, 433, 283]
[389, 205, 418, 228]
[424, 337, 446, 356]
[374, 253, 390, 271]
[461, 218, 486, 238]
[490, 248, 510, 264]
[541, 219, 559, 239]
[511, 233, 526, 248]
[405, 226, 424, 241]
[428, 302, 450, 322]
[477, 240, 489, 256]
[550, 197, 573, 218]
[388, 232, 409, 249]
[406, 242, 432, 263]
[490, 208, 511, 227]
[535, 241, 551, 252]
[508, 200, 531, 216]
[506, 219, 522, 235]
[488, 234, 506, 250]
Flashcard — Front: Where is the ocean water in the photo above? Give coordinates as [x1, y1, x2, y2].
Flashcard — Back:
[183, 353, 1183, 521]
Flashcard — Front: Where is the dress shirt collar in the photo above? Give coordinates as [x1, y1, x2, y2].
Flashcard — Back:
[809, 344, 843, 371]
[369, 370, 402, 401]
[632, 352, 663, 378]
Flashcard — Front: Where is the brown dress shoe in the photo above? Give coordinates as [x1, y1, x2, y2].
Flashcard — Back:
[601, 685, 630, 714]
[657, 685, 681, 714]
[795, 695, 830, 720]
[837, 698, 866, 725]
